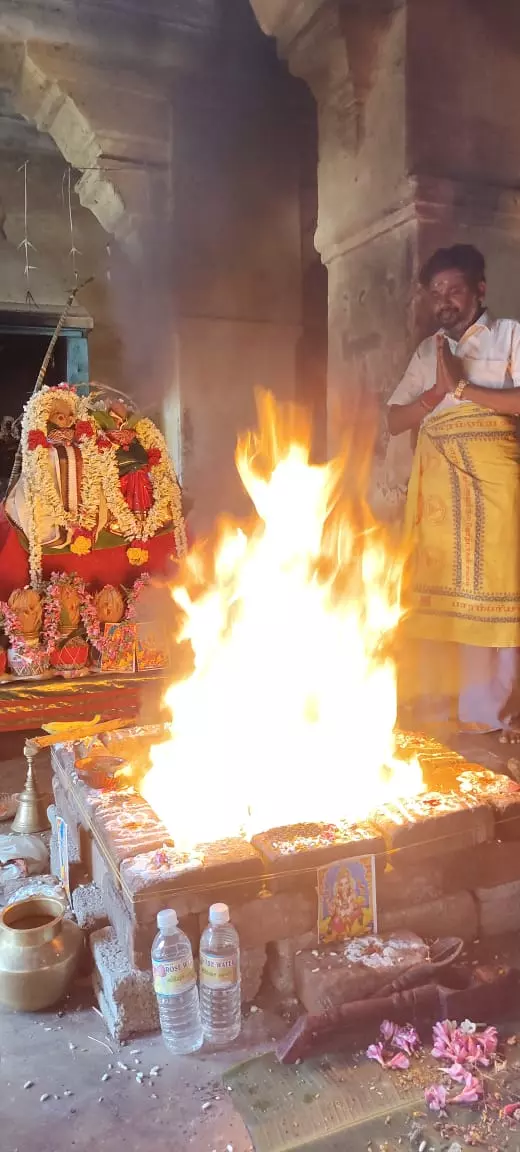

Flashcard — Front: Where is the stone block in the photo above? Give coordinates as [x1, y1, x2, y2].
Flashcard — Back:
[91, 926, 159, 1042]
[119, 838, 265, 923]
[91, 838, 110, 892]
[88, 791, 171, 867]
[442, 841, 520, 894]
[72, 882, 109, 934]
[377, 858, 444, 910]
[102, 872, 199, 971]
[52, 778, 94, 879]
[295, 933, 428, 1015]
[252, 822, 384, 891]
[266, 931, 317, 997]
[241, 947, 267, 1003]
[476, 880, 520, 936]
[373, 795, 493, 867]
[51, 783, 83, 861]
[223, 891, 317, 950]
[380, 891, 478, 942]
[490, 793, 520, 841]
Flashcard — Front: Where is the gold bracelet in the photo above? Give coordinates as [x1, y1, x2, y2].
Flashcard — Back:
[453, 378, 468, 400]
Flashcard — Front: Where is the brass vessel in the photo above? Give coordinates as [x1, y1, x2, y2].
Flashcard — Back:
[0, 896, 83, 1011]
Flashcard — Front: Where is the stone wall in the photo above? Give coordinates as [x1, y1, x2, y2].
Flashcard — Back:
[0, 1, 316, 530]
[171, 16, 310, 525]
[250, 0, 520, 514]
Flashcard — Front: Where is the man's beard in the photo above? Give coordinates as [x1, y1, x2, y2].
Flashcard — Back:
[437, 309, 461, 331]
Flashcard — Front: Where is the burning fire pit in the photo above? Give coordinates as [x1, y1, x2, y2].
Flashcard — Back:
[47, 396, 520, 1039]
[49, 726, 520, 1040]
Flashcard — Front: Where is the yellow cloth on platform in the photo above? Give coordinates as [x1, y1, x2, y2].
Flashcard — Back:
[403, 403, 520, 647]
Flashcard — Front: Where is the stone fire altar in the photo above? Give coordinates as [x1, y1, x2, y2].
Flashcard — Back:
[48, 726, 520, 1041]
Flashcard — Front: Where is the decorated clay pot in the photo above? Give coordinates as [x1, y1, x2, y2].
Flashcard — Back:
[0, 896, 83, 1011]
[50, 640, 89, 672]
[8, 643, 50, 678]
[95, 585, 124, 625]
[7, 588, 42, 642]
[57, 584, 81, 635]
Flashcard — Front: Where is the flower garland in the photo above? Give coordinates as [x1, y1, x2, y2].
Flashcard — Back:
[42, 573, 103, 655]
[124, 573, 151, 620]
[18, 386, 187, 581]
[134, 419, 187, 559]
[19, 386, 83, 585]
[0, 600, 36, 658]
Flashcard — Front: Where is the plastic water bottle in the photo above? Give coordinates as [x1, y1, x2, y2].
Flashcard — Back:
[199, 903, 241, 1046]
[151, 908, 203, 1054]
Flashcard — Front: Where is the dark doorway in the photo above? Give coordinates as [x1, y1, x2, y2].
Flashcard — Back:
[0, 331, 68, 496]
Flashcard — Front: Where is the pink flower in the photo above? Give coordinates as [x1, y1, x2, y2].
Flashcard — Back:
[393, 1025, 420, 1056]
[502, 1102, 520, 1122]
[366, 1043, 386, 1066]
[425, 1085, 447, 1113]
[387, 1052, 409, 1070]
[380, 1020, 397, 1043]
[442, 1062, 468, 1084]
[478, 1026, 498, 1060]
[432, 1020, 455, 1058]
[451, 1074, 483, 1105]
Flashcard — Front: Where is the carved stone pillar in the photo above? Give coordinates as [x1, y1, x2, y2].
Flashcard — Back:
[250, 0, 520, 511]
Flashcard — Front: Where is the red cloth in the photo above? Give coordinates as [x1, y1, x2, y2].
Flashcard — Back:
[120, 469, 154, 513]
[0, 507, 183, 599]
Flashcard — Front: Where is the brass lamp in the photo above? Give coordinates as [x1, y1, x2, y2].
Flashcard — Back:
[12, 740, 50, 834]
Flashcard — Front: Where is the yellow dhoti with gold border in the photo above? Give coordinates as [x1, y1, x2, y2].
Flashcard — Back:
[403, 404, 520, 648]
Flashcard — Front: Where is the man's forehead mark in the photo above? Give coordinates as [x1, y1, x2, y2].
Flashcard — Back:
[429, 272, 466, 291]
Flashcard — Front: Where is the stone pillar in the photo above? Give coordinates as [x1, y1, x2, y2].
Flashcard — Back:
[250, 0, 520, 510]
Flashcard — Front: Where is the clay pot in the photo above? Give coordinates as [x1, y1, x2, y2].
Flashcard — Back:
[49, 640, 89, 672]
[57, 584, 81, 634]
[7, 588, 42, 641]
[0, 896, 83, 1011]
[95, 585, 124, 625]
[8, 643, 50, 678]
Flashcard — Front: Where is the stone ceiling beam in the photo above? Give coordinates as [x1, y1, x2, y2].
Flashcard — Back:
[1, 0, 219, 75]
[0, 1, 219, 257]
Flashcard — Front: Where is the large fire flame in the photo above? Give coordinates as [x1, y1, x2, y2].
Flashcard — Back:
[141, 393, 423, 850]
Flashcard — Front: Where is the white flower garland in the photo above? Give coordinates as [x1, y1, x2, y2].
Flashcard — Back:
[18, 386, 187, 585]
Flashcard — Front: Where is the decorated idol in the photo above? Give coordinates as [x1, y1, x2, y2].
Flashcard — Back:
[2, 383, 186, 591]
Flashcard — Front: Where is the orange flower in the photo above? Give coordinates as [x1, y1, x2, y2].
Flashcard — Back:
[71, 533, 92, 556]
[127, 546, 149, 566]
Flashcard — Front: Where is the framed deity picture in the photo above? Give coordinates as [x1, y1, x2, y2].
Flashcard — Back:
[136, 622, 171, 672]
[317, 854, 377, 945]
[101, 623, 137, 674]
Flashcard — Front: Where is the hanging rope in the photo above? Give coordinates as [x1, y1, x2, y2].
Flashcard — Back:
[17, 160, 37, 306]
[62, 166, 82, 283]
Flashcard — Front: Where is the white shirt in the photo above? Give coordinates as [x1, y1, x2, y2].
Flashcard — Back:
[388, 312, 520, 419]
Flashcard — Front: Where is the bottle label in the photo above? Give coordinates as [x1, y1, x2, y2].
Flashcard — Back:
[152, 957, 196, 996]
[199, 951, 238, 990]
